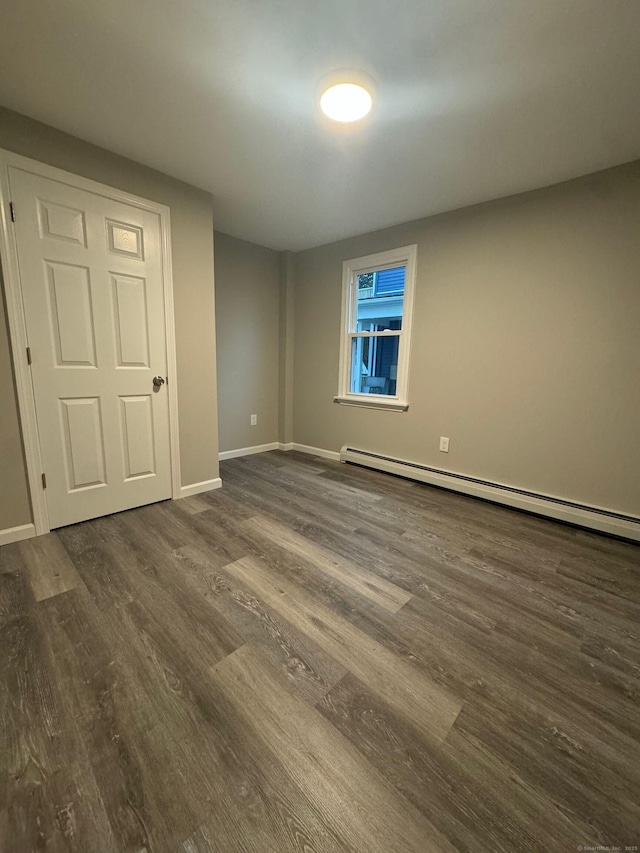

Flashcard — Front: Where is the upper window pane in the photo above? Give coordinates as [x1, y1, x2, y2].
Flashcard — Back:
[356, 265, 405, 331]
[356, 266, 406, 296]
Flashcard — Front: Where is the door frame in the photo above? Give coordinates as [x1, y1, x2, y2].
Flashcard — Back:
[0, 149, 181, 536]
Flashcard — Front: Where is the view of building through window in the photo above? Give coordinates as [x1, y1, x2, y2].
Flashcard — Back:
[352, 266, 406, 395]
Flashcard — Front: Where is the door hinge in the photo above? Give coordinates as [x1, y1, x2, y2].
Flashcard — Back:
[41, 473, 47, 489]
[9, 202, 15, 222]
[26, 346, 32, 365]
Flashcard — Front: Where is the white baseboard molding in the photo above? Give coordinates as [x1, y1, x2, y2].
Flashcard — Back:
[219, 442, 280, 461]
[290, 443, 341, 462]
[218, 441, 299, 460]
[0, 522, 36, 546]
[340, 446, 640, 542]
[179, 478, 222, 498]
[217, 441, 341, 462]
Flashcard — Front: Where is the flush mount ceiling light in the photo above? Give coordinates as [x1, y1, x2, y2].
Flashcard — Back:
[320, 83, 373, 122]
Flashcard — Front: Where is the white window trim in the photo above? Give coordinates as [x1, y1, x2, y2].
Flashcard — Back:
[334, 244, 417, 412]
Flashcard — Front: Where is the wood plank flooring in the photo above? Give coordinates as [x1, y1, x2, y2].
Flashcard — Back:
[1, 450, 639, 853]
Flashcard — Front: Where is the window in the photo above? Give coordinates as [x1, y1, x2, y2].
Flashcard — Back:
[335, 244, 417, 411]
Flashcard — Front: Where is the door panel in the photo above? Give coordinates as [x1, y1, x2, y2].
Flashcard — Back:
[37, 198, 87, 246]
[10, 166, 172, 528]
[59, 397, 107, 490]
[119, 395, 156, 480]
[106, 218, 144, 259]
[46, 261, 97, 367]
[111, 273, 150, 368]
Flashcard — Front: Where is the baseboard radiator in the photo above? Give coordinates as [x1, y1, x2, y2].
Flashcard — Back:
[340, 446, 640, 542]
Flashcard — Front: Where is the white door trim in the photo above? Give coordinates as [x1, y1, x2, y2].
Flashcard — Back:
[0, 149, 181, 536]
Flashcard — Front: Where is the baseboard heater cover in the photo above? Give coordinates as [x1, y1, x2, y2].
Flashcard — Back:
[340, 446, 640, 542]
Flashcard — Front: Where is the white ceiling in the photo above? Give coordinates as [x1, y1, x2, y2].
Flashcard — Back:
[1, 0, 639, 251]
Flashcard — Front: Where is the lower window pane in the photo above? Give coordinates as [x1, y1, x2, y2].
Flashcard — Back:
[350, 335, 400, 396]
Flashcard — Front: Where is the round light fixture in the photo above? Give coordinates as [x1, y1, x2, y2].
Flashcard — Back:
[320, 83, 372, 123]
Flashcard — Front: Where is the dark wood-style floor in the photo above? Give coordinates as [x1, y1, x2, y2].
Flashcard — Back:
[1, 451, 639, 853]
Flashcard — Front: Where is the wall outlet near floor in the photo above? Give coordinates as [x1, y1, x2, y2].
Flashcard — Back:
[439, 436, 450, 452]
[250, 414, 258, 426]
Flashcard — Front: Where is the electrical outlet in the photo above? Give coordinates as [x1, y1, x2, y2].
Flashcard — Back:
[250, 414, 257, 426]
[439, 436, 450, 452]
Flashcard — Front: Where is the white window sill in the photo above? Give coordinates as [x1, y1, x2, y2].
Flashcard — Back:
[333, 395, 409, 412]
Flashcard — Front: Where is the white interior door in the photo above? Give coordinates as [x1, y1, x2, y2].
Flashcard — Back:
[9, 166, 173, 529]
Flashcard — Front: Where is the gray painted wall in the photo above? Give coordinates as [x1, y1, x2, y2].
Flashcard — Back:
[278, 251, 295, 446]
[214, 232, 280, 453]
[0, 263, 31, 528]
[292, 160, 640, 516]
[0, 107, 219, 531]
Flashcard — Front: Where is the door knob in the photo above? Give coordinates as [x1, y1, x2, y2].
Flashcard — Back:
[153, 376, 165, 388]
